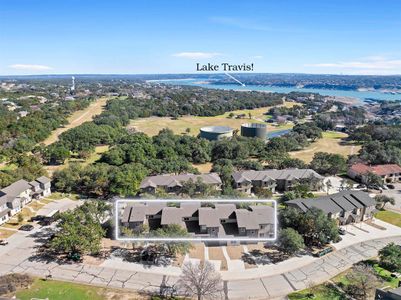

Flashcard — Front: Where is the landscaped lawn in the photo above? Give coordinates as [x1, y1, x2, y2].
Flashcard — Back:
[375, 210, 401, 228]
[288, 283, 346, 300]
[16, 279, 107, 300]
[289, 131, 360, 163]
[16, 278, 144, 300]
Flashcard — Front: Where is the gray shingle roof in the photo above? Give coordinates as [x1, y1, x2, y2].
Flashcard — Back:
[286, 191, 375, 215]
[36, 176, 51, 185]
[1, 179, 31, 197]
[161, 203, 200, 226]
[29, 181, 40, 188]
[0, 193, 9, 206]
[122, 203, 166, 223]
[140, 173, 222, 189]
[122, 202, 275, 235]
[236, 206, 274, 230]
[233, 169, 323, 183]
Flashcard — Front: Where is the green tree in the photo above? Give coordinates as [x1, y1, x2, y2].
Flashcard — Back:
[375, 195, 395, 209]
[280, 184, 314, 203]
[50, 202, 106, 256]
[378, 243, 401, 272]
[278, 228, 305, 255]
[279, 207, 339, 247]
[365, 172, 383, 189]
[309, 152, 347, 175]
[43, 143, 71, 165]
[153, 224, 192, 256]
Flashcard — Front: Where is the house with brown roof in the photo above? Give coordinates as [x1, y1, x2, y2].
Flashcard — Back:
[0, 177, 52, 225]
[139, 173, 222, 195]
[121, 202, 275, 240]
[232, 169, 324, 194]
[348, 163, 401, 184]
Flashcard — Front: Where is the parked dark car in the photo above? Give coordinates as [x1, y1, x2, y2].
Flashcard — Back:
[39, 217, 54, 226]
[387, 184, 395, 189]
[19, 224, 34, 231]
[29, 215, 46, 222]
[0, 240, 8, 246]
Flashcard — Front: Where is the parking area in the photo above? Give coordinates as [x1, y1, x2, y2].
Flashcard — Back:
[0, 197, 82, 238]
[382, 183, 401, 212]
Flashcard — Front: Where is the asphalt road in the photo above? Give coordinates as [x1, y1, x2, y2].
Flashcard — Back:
[1, 224, 400, 300]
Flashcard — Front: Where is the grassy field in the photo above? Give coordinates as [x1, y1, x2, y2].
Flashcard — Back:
[288, 283, 345, 300]
[192, 162, 213, 173]
[44, 145, 109, 176]
[42, 97, 109, 145]
[290, 131, 360, 163]
[375, 210, 401, 227]
[128, 101, 297, 137]
[16, 279, 111, 300]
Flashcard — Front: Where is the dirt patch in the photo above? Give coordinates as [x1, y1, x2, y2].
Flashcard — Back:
[192, 162, 213, 173]
[0, 228, 16, 239]
[189, 243, 205, 260]
[172, 253, 186, 267]
[82, 255, 105, 266]
[246, 243, 266, 252]
[208, 247, 227, 271]
[226, 245, 245, 260]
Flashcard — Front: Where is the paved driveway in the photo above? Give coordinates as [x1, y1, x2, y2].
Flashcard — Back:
[382, 183, 401, 212]
[36, 198, 82, 216]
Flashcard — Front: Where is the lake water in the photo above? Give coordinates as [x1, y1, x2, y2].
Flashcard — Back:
[150, 79, 401, 103]
[267, 129, 291, 138]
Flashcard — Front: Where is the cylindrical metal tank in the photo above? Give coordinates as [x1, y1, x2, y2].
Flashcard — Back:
[200, 126, 233, 141]
[241, 123, 267, 139]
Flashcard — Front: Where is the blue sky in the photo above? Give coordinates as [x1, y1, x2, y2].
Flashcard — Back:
[1, 0, 401, 75]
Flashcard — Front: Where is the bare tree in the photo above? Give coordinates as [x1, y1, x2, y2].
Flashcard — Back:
[178, 261, 224, 300]
[345, 264, 381, 300]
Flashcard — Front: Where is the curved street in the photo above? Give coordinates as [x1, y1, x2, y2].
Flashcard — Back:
[1, 214, 400, 299]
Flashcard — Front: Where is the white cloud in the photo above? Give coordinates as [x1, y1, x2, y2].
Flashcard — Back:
[252, 55, 264, 59]
[304, 57, 401, 75]
[9, 64, 53, 71]
[172, 52, 221, 59]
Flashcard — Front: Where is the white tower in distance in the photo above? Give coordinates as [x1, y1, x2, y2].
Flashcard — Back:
[70, 76, 75, 93]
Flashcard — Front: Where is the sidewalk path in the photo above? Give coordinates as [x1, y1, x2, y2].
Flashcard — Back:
[0, 217, 400, 299]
